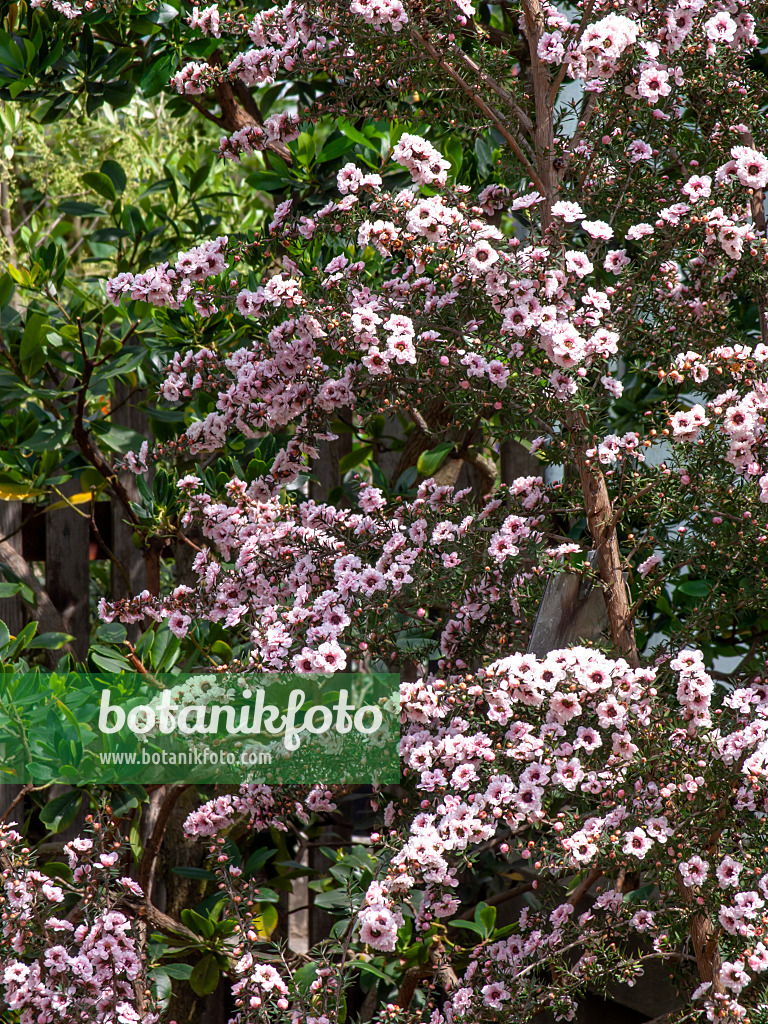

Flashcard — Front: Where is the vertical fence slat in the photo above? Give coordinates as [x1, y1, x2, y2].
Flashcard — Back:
[500, 438, 540, 485]
[111, 384, 149, 611]
[0, 500, 25, 636]
[46, 479, 90, 659]
[0, 497, 25, 827]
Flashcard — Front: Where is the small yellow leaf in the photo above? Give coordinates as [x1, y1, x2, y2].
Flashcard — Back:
[252, 904, 278, 939]
[47, 492, 93, 511]
[0, 483, 43, 501]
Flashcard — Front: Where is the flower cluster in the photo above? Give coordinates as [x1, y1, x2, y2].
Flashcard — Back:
[83, 3, 768, 1022]
[0, 822, 161, 1024]
[664, 342, 768, 493]
[183, 783, 336, 837]
[102, 475, 551, 673]
[391, 133, 452, 188]
[218, 113, 302, 161]
[350, 646, 768, 1022]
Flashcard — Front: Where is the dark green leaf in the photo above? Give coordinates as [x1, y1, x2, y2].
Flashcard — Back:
[353, 961, 393, 983]
[623, 883, 657, 904]
[95, 623, 128, 644]
[181, 908, 215, 940]
[476, 902, 497, 935]
[0, 273, 14, 309]
[145, 2, 179, 25]
[100, 160, 127, 195]
[417, 442, 454, 477]
[20, 313, 48, 377]
[39, 790, 83, 833]
[7, 621, 38, 657]
[28, 632, 74, 650]
[39, 861, 74, 883]
[245, 172, 291, 193]
[140, 51, 176, 97]
[57, 200, 108, 217]
[293, 963, 321, 992]
[339, 445, 373, 474]
[337, 118, 379, 152]
[81, 171, 117, 202]
[315, 134, 356, 164]
[162, 963, 194, 980]
[448, 919, 485, 937]
[678, 580, 710, 598]
[189, 162, 211, 192]
[172, 866, 216, 880]
[189, 955, 220, 997]
[312, 889, 351, 911]
[244, 846, 276, 876]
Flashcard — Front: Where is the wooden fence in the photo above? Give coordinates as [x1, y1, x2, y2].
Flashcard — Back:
[0, 492, 138, 658]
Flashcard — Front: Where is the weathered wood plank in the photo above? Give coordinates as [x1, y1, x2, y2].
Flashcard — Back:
[45, 479, 90, 660]
[111, 385, 151, 637]
[0, 500, 25, 636]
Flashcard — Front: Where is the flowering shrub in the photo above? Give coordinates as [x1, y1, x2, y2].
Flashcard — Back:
[5, 0, 768, 1022]
[0, 816, 162, 1024]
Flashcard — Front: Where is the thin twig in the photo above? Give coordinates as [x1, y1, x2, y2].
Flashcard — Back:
[548, 0, 596, 108]
[0, 783, 34, 826]
[409, 26, 548, 196]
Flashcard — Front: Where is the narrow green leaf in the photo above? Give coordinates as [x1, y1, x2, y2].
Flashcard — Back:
[162, 963, 194, 980]
[417, 442, 454, 477]
[339, 445, 373, 474]
[57, 200, 109, 217]
[81, 172, 117, 202]
[338, 118, 380, 152]
[189, 955, 220, 996]
[39, 790, 83, 833]
[100, 160, 127, 195]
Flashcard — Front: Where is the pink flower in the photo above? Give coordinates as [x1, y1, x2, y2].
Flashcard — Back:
[638, 553, 661, 577]
[601, 375, 624, 398]
[359, 907, 399, 950]
[731, 145, 768, 189]
[679, 855, 709, 887]
[510, 190, 544, 210]
[391, 133, 450, 187]
[168, 610, 192, 637]
[670, 404, 709, 441]
[681, 174, 712, 201]
[568, 829, 598, 864]
[637, 66, 672, 104]
[631, 909, 655, 932]
[582, 219, 614, 241]
[627, 140, 652, 162]
[551, 200, 584, 222]
[481, 982, 511, 1008]
[719, 960, 750, 994]
[622, 827, 653, 859]
[604, 248, 630, 273]
[337, 162, 365, 194]
[313, 639, 347, 673]
[564, 250, 594, 278]
[704, 12, 737, 43]
[716, 855, 743, 889]
[466, 241, 498, 274]
[625, 223, 654, 241]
